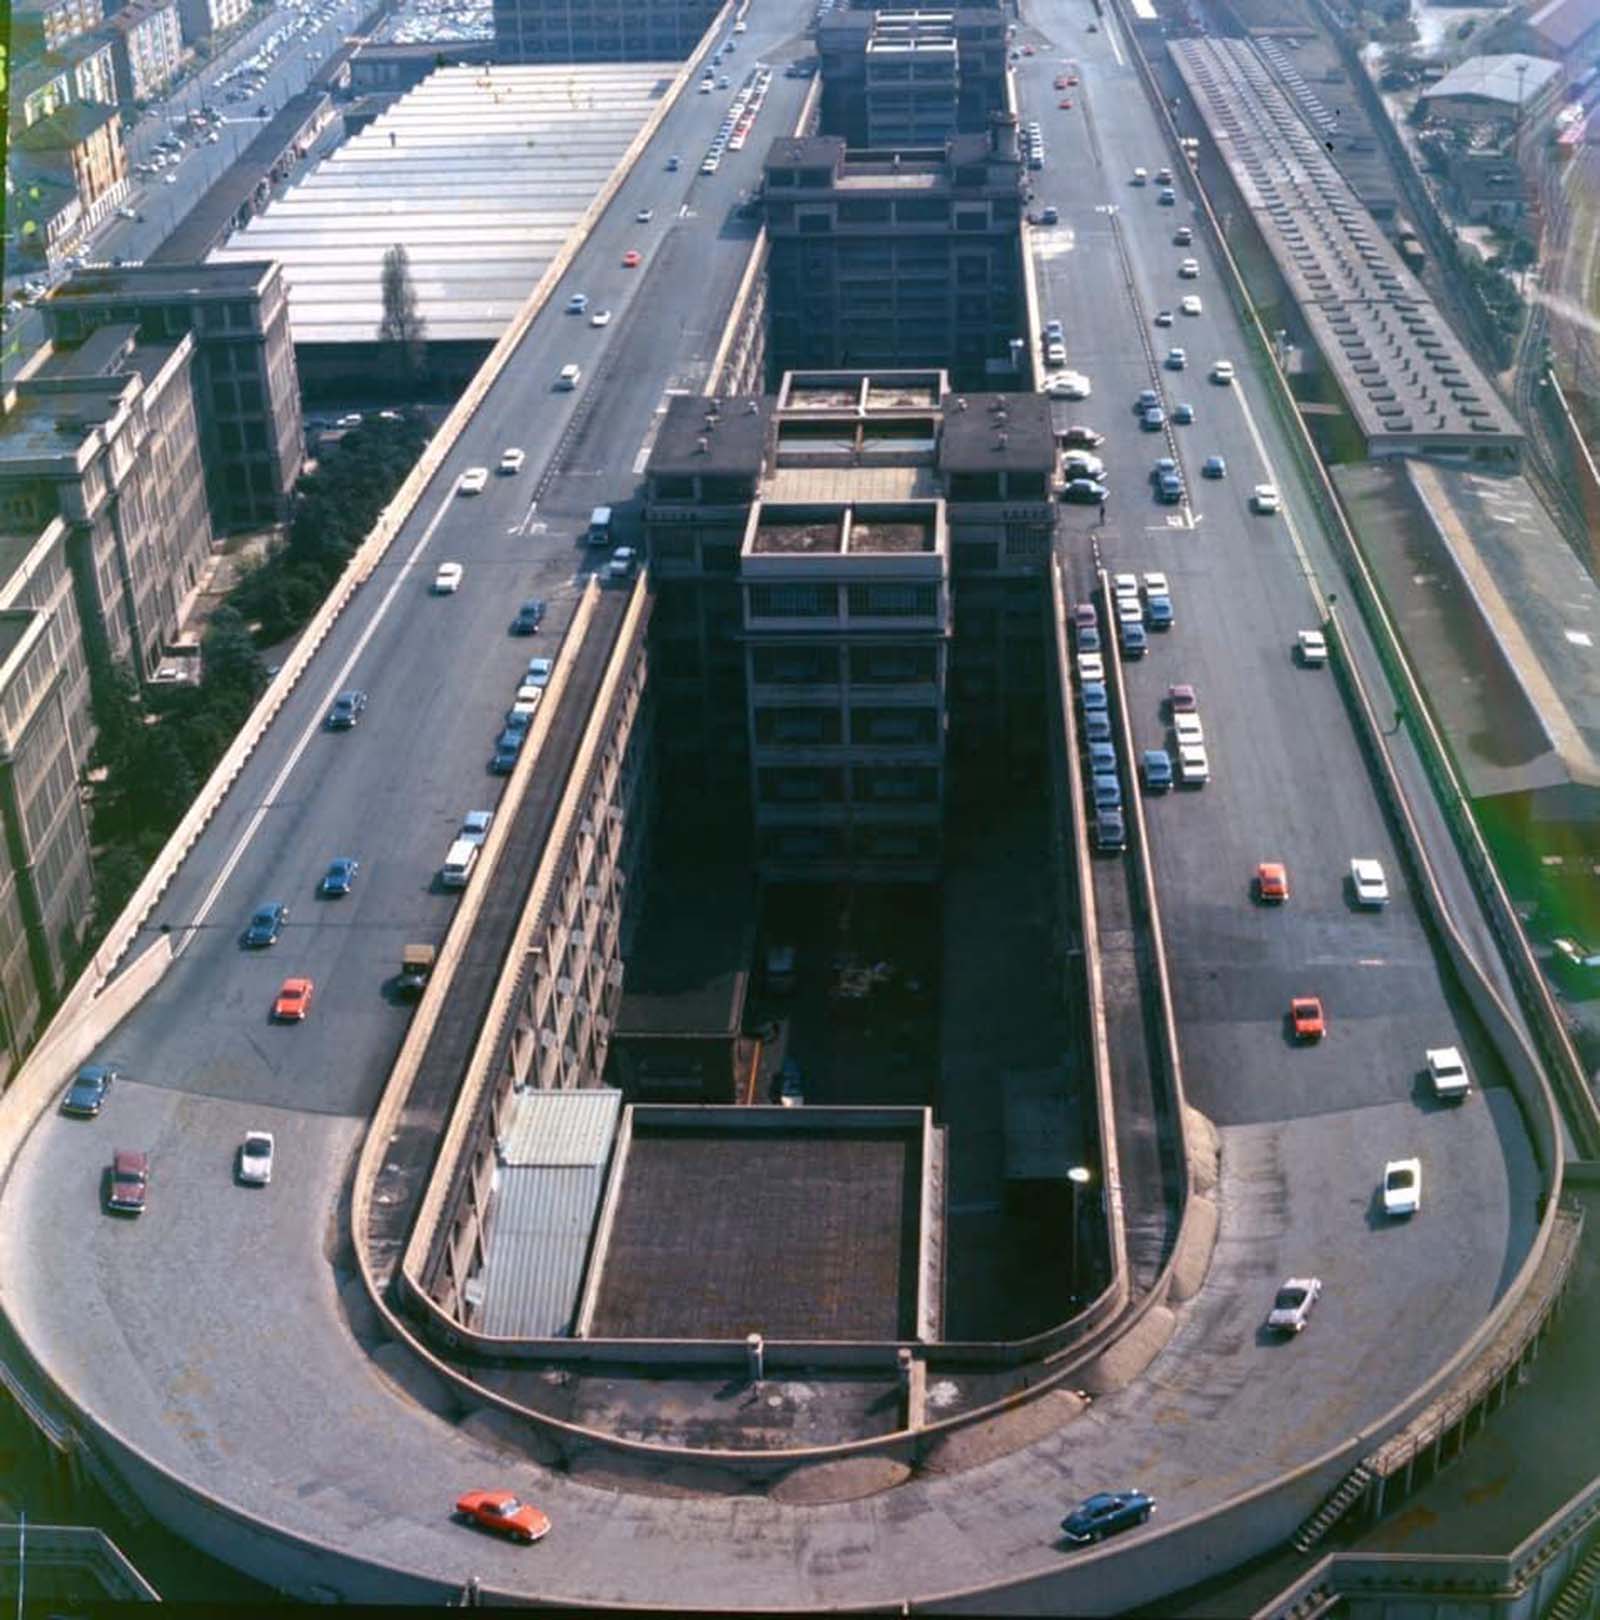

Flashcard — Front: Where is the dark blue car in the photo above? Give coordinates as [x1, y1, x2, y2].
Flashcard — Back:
[320, 857, 359, 897]
[242, 902, 289, 947]
[1060, 1489, 1155, 1544]
[61, 1063, 121, 1117]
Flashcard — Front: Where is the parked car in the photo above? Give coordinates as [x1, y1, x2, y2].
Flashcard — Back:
[1426, 1045, 1471, 1103]
[1142, 749, 1173, 790]
[1060, 1490, 1155, 1544]
[1062, 478, 1108, 505]
[525, 657, 554, 688]
[1266, 1276, 1322, 1334]
[62, 1063, 121, 1117]
[1297, 629, 1328, 666]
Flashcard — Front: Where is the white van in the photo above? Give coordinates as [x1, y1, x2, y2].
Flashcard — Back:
[587, 505, 613, 546]
[440, 837, 479, 889]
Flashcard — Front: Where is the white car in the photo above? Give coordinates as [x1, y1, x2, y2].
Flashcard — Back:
[1178, 257, 1200, 278]
[1173, 713, 1204, 747]
[1266, 1276, 1321, 1334]
[1426, 1045, 1471, 1103]
[1297, 629, 1328, 665]
[589, 308, 612, 328]
[497, 448, 525, 475]
[1142, 571, 1170, 597]
[1112, 572, 1140, 599]
[1252, 483, 1280, 514]
[1180, 295, 1203, 316]
[557, 363, 581, 390]
[1166, 347, 1187, 370]
[1045, 372, 1092, 399]
[635, 207, 654, 223]
[1178, 742, 1210, 785]
[1116, 598, 1143, 627]
[1382, 1157, 1421, 1218]
[1077, 652, 1106, 683]
[701, 156, 720, 174]
[457, 467, 488, 495]
[1350, 858, 1389, 907]
[1045, 341, 1069, 368]
[433, 562, 464, 594]
[1062, 453, 1105, 480]
[239, 1131, 275, 1186]
[1211, 359, 1235, 384]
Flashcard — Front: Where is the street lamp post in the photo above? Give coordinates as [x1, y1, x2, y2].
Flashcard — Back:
[1067, 1165, 1092, 1299]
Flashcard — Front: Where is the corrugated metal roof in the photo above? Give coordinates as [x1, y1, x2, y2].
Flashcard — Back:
[1426, 53, 1561, 108]
[498, 1085, 622, 1166]
[209, 62, 673, 343]
[476, 1088, 623, 1337]
[476, 1164, 606, 1337]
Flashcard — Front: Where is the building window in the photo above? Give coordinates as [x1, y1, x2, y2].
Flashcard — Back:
[749, 583, 834, 618]
[847, 583, 936, 618]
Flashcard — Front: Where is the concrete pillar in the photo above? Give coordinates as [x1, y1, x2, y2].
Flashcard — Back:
[746, 1332, 764, 1382]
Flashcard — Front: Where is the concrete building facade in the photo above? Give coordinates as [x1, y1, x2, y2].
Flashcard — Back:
[818, 4, 1008, 146]
[103, 0, 186, 105]
[14, 0, 107, 52]
[174, 0, 249, 45]
[44, 263, 304, 531]
[491, 0, 721, 62]
[761, 122, 1026, 391]
[644, 372, 1056, 882]
[0, 516, 96, 1088]
[0, 325, 214, 681]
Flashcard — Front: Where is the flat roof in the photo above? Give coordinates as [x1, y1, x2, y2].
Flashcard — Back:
[1425, 53, 1562, 108]
[1333, 458, 1600, 801]
[584, 1112, 926, 1340]
[1171, 39, 1522, 452]
[49, 260, 276, 303]
[647, 394, 769, 479]
[938, 390, 1055, 471]
[764, 465, 937, 503]
[475, 1088, 622, 1339]
[209, 63, 674, 344]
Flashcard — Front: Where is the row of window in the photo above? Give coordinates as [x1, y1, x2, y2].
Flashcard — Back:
[747, 582, 942, 620]
[758, 765, 940, 804]
[753, 706, 941, 747]
[750, 645, 941, 685]
[759, 826, 941, 862]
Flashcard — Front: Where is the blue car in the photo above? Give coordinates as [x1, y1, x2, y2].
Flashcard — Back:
[1094, 808, 1126, 852]
[1120, 621, 1148, 658]
[320, 857, 359, 897]
[1087, 741, 1117, 776]
[1078, 624, 1102, 652]
[1080, 681, 1108, 713]
[242, 901, 289, 947]
[61, 1063, 121, 1117]
[1083, 711, 1113, 744]
[1146, 595, 1174, 630]
[490, 737, 522, 774]
[1091, 771, 1122, 810]
[1060, 1489, 1156, 1544]
[1142, 748, 1174, 790]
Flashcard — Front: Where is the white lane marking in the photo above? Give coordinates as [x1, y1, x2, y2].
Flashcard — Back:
[173, 488, 460, 958]
[515, 495, 539, 536]
[1107, 14, 1125, 66]
[1230, 379, 1327, 613]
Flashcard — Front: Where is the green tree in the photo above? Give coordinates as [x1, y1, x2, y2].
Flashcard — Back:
[378, 243, 427, 382]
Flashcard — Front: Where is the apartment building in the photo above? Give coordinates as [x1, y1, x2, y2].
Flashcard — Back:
[44, 263, 304, 531]
[14, 0, 107, 52]
[819, 5, 1008, 146]
[175, 0, 249, 46]
[0, 323, 214, 680]
[491, 0, 722, 62]
[103, 0, 186, 105]
[0, 515, 96, 1087]
[644, 371, 1055, 882]
[762, 120, 1026, 391]
[15, 28, 121, 125]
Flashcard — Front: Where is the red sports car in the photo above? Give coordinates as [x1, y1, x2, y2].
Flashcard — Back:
[454, 1490, 552, 1545]
[273, 977, 314, 1021]
[1291, 996, 1325, 1041]
[621, 249, 642, 268]
[1256, 862, 1290, 904]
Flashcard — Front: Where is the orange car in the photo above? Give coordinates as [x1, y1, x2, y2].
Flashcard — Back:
[273, 977, 314, 1021]
[454, 1490, 551, 1545]
[621, 249, 642, 268]
[1256, 862, 1290, 903]
[1060, 98, 1074, 108]
[1291, 996, 1325, 1041]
